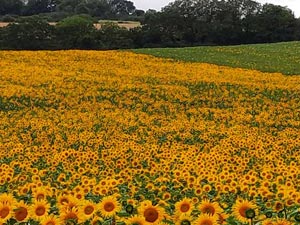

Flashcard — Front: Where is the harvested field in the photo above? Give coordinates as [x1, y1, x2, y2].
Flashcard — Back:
[0, 20, 141, 29]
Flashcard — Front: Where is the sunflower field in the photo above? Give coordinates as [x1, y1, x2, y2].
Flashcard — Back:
[0, 51, 300, 225]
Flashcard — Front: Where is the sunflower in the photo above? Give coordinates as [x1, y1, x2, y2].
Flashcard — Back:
[40, 215, 62, 225]
[262, 219, 274, 225]
[126, 215, 147, 225]
[175, 213, 195, 225]
[18, 185, 31, 196]
[29, 199, 50, 221]
[13, 201, 29, 222]
[0, 218, 5, 225]
[203, 184, 212, 193]
[74, 190, 85, 200]
[217, 213, 229, 224]
[198, 199, 222, 216]
[162, 192, 171, 201]
[0, 202, 12, 223]
[194, 214, 218, 225]
[273, 219, 292, 225]
[157, 222, 169, 225]
[138, 200, 166, 224]
[98, 195, 121, 218]
[91, 215, 104, 225]
[32, 186, 52, 201]
[57, 194, 80, 212]
[127, 198, 138, 207]
[78, 200, 98, 222]
[60, 206, 80, 224]
[273, 201, 284, 212]
[174, 198, 194, 216]
[232, 199, 256, 223]
[0, 193, 16, 205]
[140, 200, 152, 208]
[57, 194, 71, 207]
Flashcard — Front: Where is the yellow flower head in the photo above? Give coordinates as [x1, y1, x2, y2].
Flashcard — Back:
[198, 199, 222, 216]
[78, 200, 98, 222]
[29, 199, 50, 221]
[175, 198, 194, 216]
[13, 201, 29, 222]
[194, 213, 218, 225]
[174, 213, 195, 225]
[232, 199, 256, 223]
[60, 206, 80, 223]
[40, 215, 62, 225]
[98, 195, 121, 218]
[0, 202, 12, 223]
[0, 193, 15, 205]
[138, 200, 166, 224]
[126, 215, 147, 225]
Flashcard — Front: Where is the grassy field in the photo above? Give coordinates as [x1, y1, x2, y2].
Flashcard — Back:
[133, 41, 300, 75]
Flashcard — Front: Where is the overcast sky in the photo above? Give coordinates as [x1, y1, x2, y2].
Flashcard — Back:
[131, 0, 300, 17]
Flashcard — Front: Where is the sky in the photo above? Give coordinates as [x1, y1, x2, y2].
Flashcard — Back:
[131, 0, 300, 17]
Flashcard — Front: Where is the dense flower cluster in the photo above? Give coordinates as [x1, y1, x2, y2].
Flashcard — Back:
[0, 51, 299, 225]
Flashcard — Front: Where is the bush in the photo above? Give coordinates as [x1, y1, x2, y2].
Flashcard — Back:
[55, 15, 97, 49]
[97, 22, 134, 49]
[2, 16, 55, 50]
[0, 27, 5, 48]
[1, 14, 17, 22]
[40, 12, 72, 22]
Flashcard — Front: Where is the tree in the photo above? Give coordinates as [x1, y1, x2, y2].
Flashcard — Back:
[207, 0, 245, 44]
[0, 0, 24, 15]
[255, 4, 298, 43]
[2, 16, 55, 49]
[108, 0, 136, 18]
[0, 27, 4, 48]
[55, 15, 97, 49]
[140, 0, 298, 45]
[296, 18, 300, 40]
[23, 0, 57, 15]
[56, 0, 81, 13]
[79, 0, 110, 18]
[240, 0, 262, 43]
[133, 9, 145, 17]
[97, 22, 134, 49]
[55, 0, 111, 18]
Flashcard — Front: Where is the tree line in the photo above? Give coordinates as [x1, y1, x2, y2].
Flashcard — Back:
[0, 0, 143, 21]
[0, 0, 300, 50]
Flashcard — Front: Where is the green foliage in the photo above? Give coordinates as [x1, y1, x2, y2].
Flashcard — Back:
[0, 0, 24, 15]
[1, 16, 55, 50]
[133, 41, 300, 75]
[1, 14, 17, 22]
[0, 27, 4, 48]
[140, 0, 299, 46]
[254, 4, 298, 43]
[23, 0, 56, 16]
[56, 14, 97, 49]
[0, 0, 140, 21]
[108, 0, 136, 18]
[97, 22, 134, 49]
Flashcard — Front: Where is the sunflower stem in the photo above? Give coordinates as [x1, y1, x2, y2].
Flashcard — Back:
[284, 206, 287, 219]
[112, 216, 116, 225]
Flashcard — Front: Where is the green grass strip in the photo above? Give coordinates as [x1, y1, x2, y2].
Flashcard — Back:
[133, 41, 300, 75]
